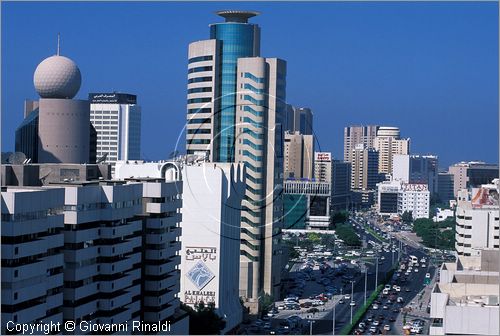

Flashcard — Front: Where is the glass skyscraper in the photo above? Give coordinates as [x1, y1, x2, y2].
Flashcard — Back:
[209, 11, 260, 162]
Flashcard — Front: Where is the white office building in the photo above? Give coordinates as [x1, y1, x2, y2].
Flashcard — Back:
[398, 183, 430, 219]
[429, 249, 499, 335]
[115, 158, 245, 332]
[180, 163, 245, 333]
[377, 180, 429, 219]
[89, 92, 141, 175]
[455, 179, 500, 256]
[284, 131, 314, 180]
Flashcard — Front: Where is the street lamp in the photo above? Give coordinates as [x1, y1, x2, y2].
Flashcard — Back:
[309, 320, 315, 335]
[375, 256, 379, 289]
[364, 265, 368, 306]
[332, 302, 336, 336]
[350, 280, 355, 324]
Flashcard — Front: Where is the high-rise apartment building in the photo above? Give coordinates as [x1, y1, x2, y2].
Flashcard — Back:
[89, 93, 141, 175]
[448, 162, 499, 198]
[1, 187, 65, 334]
[455, 179, 499, 256]
[186, 11, 286, 308]
[234, 56, 286, 305]
[343, 125, 379, 162]
[350, 144, 380, 190]
[284, 131, 314, 179]
[393, 154, 439, 194]
[373, 126, 410, 174]
[2, 166, 189, 334]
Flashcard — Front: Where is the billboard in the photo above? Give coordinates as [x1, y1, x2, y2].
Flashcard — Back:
[315, 152, 331, 162]
[471, 187, 499, 208]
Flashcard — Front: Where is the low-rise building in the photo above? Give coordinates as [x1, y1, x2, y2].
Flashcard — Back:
[430, 249, 499, 335]
[455, 179, 499, 256]
[284, 180, 330, 230]
[398, 183, 430, 219]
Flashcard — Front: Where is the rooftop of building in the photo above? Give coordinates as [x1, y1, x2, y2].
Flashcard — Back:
[215, 10, 260, 23]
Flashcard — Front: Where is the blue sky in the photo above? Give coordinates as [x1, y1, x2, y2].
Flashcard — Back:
[2, 1, 498, 168]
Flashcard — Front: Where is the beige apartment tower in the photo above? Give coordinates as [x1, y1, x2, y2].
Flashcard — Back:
[344, 125, 379, 162]
[374, 126, 410, 174]
[284, 131, 314, 179]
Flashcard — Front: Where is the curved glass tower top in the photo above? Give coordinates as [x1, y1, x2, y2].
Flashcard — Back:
[210, 11, 261, 162]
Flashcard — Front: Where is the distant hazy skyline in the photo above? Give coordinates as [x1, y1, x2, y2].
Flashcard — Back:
[2, 2, 498, 168]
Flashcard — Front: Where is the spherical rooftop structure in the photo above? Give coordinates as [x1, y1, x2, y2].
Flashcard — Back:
[34, 55, 81, 99]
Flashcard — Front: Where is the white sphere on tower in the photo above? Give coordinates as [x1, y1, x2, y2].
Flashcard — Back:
[33, 55, 81, 99]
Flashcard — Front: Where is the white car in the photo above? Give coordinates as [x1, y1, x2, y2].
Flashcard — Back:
[372, 320, 380, 326]
[384, 325, 391, 331]
[421, 264, 426, 268]
[372, 304, 379, 310]
[350, 301, 356, 306]
[369, 326, 377, 333]
[414, 268, 419, 272]
[344, 294, 351, 300]
[395, 286, 401, 292]
[425, 273, 431, 278]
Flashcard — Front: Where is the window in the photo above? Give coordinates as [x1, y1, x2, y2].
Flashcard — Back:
[188, 87, 212, 94]
[187, 97, 211, 104]
[188, 66, 213, 74]
[187, 118, 211, 125]
[188, 55, 213, 63]
[188, 76, 212, 84]
[187, 128, 211, 134]
[188, 108, 211, 114]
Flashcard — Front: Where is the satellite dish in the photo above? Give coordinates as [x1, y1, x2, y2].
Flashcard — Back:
[8, 152, 27, 165]
[96, 153, 108, 163]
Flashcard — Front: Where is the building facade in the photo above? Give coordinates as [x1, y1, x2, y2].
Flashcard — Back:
[455, 179, 500, 256]
[430, 249, 499, 335]
[180, 163, 245, 333]
[438, 172, 455, 204]
[314, 152, 332, 184]
[331, 160, 351, 211]
[234, 56, 286, 305]
[284, 131, 314, 180]
[89, 93, 141, 175]
[1, 187, 65, 334]
[377, 180, 402, 217]
[284, 105, 313, 135]
[398, 183, 430, 219]
[448, 162, 499, 198]
[284, 180, 331, 230]
[373, 126, 410, 175]
[343, 125, 379, 163]
[350, 144, 380, 190]
[392, 154, 438, 194]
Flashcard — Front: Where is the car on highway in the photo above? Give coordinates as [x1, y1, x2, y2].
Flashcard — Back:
[369, 326, 377, 334]
[372, 304, 379, 310]
[425, 273, 431, 278]
[350, 301, 356, 306]
[344, 294, 351, 300]
[414, 268, 419, 272]
[384, 325, 391, 331]
[372, 320, 380, 326]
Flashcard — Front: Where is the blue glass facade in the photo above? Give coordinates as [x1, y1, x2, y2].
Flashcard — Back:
[210, 23, 260, 162]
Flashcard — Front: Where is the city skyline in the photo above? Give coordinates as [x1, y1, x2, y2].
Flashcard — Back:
[2, 2, 498, 168]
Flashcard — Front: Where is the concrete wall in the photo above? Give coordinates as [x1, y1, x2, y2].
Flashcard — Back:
[38, 98, 90, 164]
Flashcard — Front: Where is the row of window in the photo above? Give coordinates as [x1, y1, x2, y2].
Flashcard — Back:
[188, 55, 213, 64]
[187, 87, 212, 94]
[91, 115, 118, 119]
[188, 76, 212, 84]
[187, 108, 211, 114]
[187, 128, 211, 134]
[186, 139, 211, 145]
[188, 66, 213, 74]
[187, 118, 211, 125]
[92, 120, 118, 125]
[187, 97, 212, 104]
[94, 126, 118, 130]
